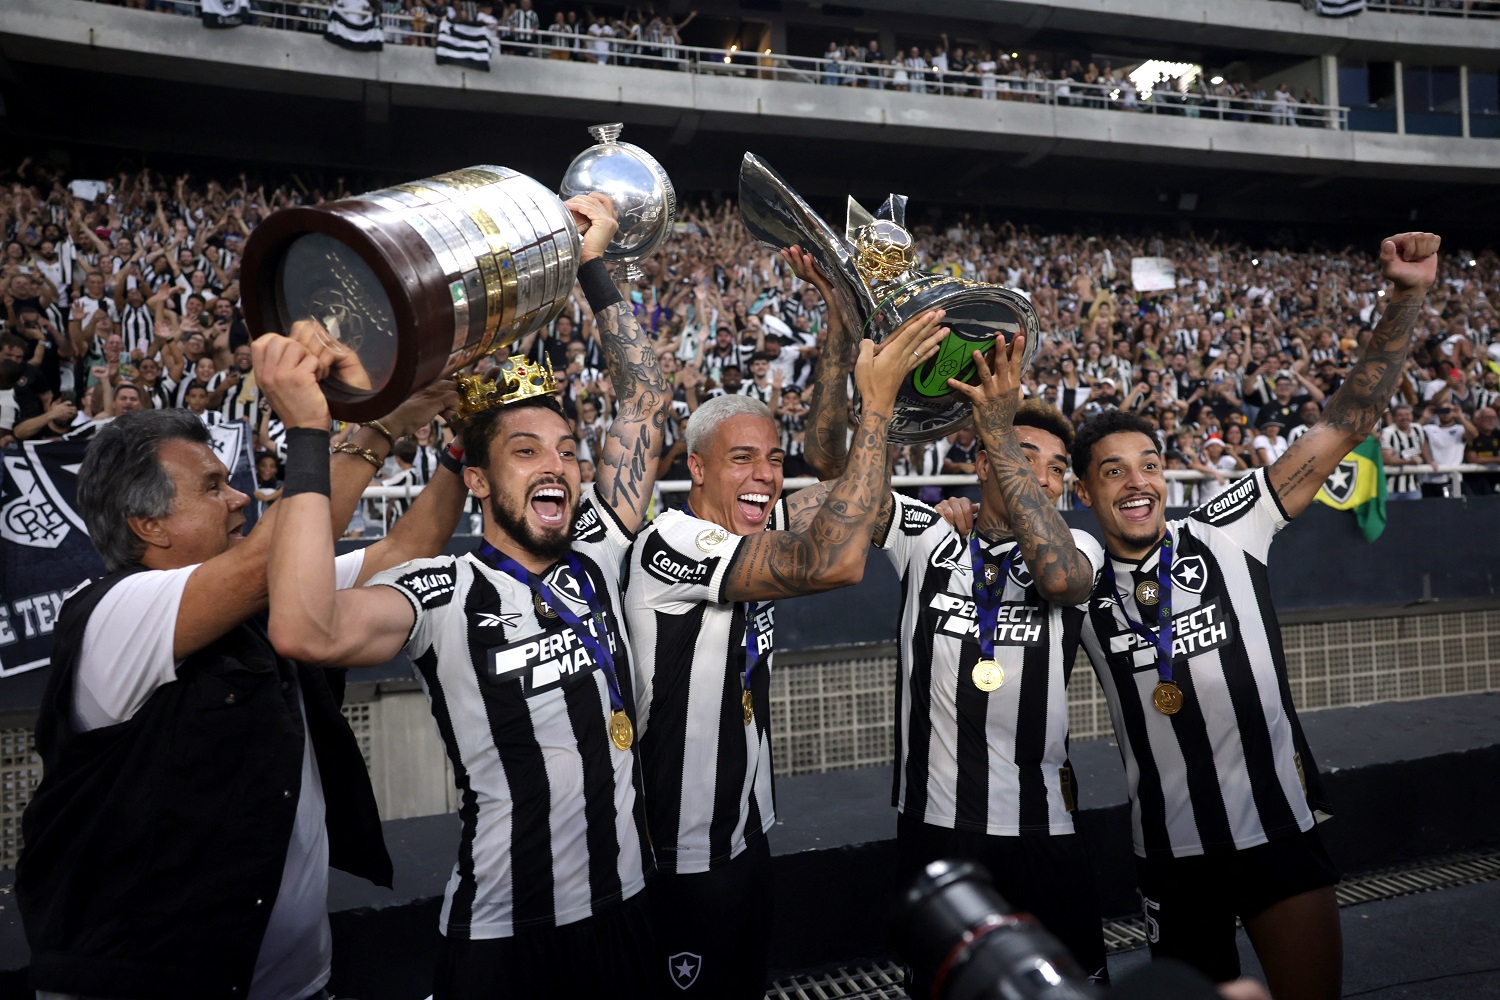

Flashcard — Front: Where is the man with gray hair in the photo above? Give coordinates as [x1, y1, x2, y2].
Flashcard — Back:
[622, 308, 948, 998]
[16, 328, 466, 1000]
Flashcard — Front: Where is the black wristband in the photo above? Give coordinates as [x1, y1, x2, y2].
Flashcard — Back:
[282, 428, 332, 498]
[578, 258, 623, 313]
[438, 445, 464, 476]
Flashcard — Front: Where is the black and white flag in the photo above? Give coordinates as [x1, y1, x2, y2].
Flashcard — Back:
[436, 17, 492, 71]
[0, 422, 257, 680]
[325, 0, 385, 51]
[1307, 0, 1366, 16]
[201, 0, 253, 29]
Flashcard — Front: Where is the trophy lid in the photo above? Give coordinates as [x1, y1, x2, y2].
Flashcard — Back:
[558, 122, 676, 268]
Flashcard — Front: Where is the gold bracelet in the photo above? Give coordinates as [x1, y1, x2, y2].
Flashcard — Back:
[332, 441, 384, 471]
[362, 418, 397, 449]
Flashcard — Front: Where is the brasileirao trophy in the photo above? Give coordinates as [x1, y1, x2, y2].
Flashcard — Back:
[739, 153, 1041, 443]
[241, 123, 675, 421]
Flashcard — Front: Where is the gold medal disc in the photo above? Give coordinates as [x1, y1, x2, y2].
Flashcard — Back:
[742, 690, 754, 726]
[1135, 580, 1160, 606]
[1152, 681, 1184, 716]
[533, 592, 558, 619]
[609, 709, 635, 751]
[972, 659, 1004, 692]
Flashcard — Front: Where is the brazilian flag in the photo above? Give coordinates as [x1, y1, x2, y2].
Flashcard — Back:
[1313, 434, 1387, 542]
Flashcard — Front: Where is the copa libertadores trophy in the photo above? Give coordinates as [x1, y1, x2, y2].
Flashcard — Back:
[738, 153, 1041, 443]
[242, 123, 674, 421]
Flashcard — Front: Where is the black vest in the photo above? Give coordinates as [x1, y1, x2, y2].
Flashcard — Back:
[17, 566, 392, 999]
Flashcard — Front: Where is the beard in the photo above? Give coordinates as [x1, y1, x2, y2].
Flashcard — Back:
[487, 482, 576, 563]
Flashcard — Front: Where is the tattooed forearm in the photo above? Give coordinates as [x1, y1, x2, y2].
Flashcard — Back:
[724, 408, 892, 601]
[803, 308, 857, 479]
[983, 435, 1095, 605]
[1322, 294, 1423, 437]
[593, 300, 670, 530]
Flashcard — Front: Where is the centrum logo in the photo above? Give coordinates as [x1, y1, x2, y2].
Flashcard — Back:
[913, 332, 981, 397]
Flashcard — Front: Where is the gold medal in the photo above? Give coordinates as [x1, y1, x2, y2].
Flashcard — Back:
[982, 563, 999, 586]
[609, 709, 634, 751]
[1135, 580, 1160, 606]
[533, 592, 557, 619]
[1152, 680, 1184, 715]
[742, 690, 754, 726]
[972, 659, 1004, 692]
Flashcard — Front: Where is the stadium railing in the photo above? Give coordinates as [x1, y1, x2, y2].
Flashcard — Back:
[1274, 0, 1500, 17]
[89, 1, 1353, 130]
[359, 465, 1488, 531]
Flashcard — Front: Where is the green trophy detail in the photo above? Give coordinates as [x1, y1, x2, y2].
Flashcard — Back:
[913, 331, 984, 398]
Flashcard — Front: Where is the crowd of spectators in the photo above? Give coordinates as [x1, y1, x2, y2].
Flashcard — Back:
[3, 156, 1497, 540]
[100, 0, 1333, 122]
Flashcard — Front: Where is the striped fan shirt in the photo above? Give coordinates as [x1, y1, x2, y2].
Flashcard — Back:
[1380, 423, 1427, 494]
[119, 302, 155, 359]
[1078, 468, 1328, 860]
[622, 502, 788, 875]
[880, 494, 1104, 836]
[368, 494, 652, 938]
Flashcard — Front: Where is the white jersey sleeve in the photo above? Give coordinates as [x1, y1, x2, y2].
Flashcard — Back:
[365, 555, 461, 656]
[878, 492, 962, 574]
[1070, 528, 1106, 596]
[632, 502, 787, 612]
[74, 551, 367, 731]
[1184, 466, 1289, 563]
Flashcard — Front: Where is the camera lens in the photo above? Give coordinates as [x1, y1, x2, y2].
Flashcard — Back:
[893, 860, 1094, 1000]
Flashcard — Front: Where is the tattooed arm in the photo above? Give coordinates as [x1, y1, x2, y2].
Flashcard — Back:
[1270, 232, 1440, 519]
[951, 335, 1095, 606]
[722, 310, 948, 602]
[568, 194, 670, 535]
[783, 246, 857, 479]
[592, 298, 670, 532]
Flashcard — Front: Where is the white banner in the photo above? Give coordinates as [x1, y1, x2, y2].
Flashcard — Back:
[1131, 256, 1177, 293]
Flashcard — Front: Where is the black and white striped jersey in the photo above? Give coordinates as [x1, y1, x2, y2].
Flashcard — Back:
[1078, 468, 1329, 860]
[880, 494, 1104, 836]
[119, 302, 155, 359]
[206, 370, 261, 424]
[622, 502, 788, 875]
[368, 494, 652, 938]
[1380, 424, 1427, 494]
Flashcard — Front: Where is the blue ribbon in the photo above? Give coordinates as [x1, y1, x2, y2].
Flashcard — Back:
[1101, 533, 1175, 686]
[969, 535, 1016, 661]
[743, 601, 762, 694]
[477, 543, 625, 713]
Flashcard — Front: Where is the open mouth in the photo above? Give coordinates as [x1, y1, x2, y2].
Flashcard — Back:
[1118, 494, 1157, 524]
[530, 485, 569, 526]
[737, 492, 771, 525]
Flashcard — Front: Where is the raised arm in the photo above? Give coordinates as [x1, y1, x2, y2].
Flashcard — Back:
[258, 335, 416, 668]
[567, 193, 670, 534]
[786, 246, 857, 479]
[1269, 232, 1440, 519]
[951, 335, 1095, 605]
[721, 309, 948, 602]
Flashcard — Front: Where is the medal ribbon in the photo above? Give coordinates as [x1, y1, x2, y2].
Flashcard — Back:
[969, 535, 1015, 662]
[1101, 533, 1175, 687]
[477, 543, 625, 714]
[743, 601, 762, 694]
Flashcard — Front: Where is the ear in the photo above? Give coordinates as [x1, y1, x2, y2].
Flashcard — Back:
[127, 513, 172, 553]
[974, 448, 990, 484]
[464, 466, 491, 500]
[686, 451, 706, 487]
[1072, 473, 1094, 510]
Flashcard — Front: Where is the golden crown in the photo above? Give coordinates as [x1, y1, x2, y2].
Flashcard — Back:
[455, 355, 558, 419]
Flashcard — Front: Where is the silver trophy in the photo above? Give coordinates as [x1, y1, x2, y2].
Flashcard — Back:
[558, 122, 677, 282]
[739, 153, 1041, 443]
[245, 133, 677, 421]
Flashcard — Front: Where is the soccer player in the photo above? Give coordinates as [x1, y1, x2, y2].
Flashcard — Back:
[263, 194, 673, 999]
[621, 305, 949, 999]
[879, 337, 1110, 985]
[1069, 232, 1440, 1000]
